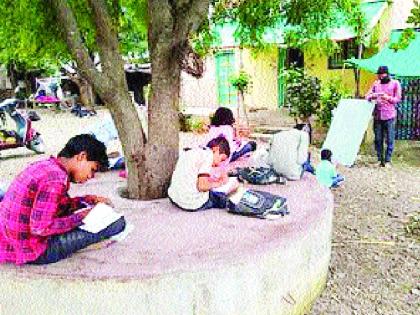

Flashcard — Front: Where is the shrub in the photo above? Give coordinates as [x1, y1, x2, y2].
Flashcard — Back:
[189, 117, 208, 133]
[230, 70, 251, 93]
[284, 67, 321, 121]
[405, 212, 420, 241]
[318, 79, 351, 128]
[178, 113, 208, 133]
[179, 113, 192, 132]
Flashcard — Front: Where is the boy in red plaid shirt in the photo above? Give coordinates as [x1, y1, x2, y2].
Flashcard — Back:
[0, 134, 125, 265]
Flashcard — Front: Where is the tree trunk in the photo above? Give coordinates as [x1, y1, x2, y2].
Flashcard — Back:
[138, 0, 181, 199]
[237, 49, 249, 127]
[53, 0, 208, 200]
[24, 72, 31, 97]
[68, 75, 95, 109]
[106, 91, 145, 199]
[7, 62, 18, 89]
[354, 43, 364, 98]
[78, 81, 95, 110]
[237, 90, 249, 126]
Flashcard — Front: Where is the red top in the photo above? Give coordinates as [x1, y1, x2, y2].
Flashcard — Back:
[0, 157, 85, 264]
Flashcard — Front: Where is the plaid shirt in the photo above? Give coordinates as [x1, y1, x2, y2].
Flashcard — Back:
[366, 79, 402, 121]
[0, 157, 85, 264]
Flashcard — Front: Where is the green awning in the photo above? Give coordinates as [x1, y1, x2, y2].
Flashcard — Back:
[347, 30, 420, 77]
[212, 0, 388, 47]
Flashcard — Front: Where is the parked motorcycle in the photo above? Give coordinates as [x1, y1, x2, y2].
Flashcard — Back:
[0, 98, 45, 154]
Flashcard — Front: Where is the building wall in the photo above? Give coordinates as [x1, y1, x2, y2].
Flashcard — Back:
[304, 3, 393, 96]
[304, 53, 376, 96]
[180, 47, 280, 113]
[375, 2, 393, 50]
[242, 47, 278, 110]
[179, 56, 218, 114]
[390, 0, 416, 29]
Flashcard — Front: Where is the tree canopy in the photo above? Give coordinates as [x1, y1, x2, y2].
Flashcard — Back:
[0, 0, 148, 72]
[0, 0, 366, 200]
[191, 0, 364, 54]
[0, 0, 364, 71]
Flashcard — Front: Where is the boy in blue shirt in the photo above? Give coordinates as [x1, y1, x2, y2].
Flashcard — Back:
[316, 149, 344, 188]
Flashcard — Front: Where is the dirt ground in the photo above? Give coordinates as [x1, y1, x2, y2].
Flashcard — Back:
[0, 108, 419, 315]
[310, 160, 420, 315]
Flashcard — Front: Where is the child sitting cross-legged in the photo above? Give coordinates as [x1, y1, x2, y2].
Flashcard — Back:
[206, 107, 256, 163]
[168, 136, 238, 211]
[0, 134, 126, 265]
[316, 149, 345, 188]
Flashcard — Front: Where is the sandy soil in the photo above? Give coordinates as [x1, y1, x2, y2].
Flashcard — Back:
[310, 159, 420, 315]
[0, 108, 419, 315]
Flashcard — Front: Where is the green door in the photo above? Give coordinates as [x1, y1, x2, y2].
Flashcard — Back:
[215, 51, 237, 107]
[277, 48, 286, 108]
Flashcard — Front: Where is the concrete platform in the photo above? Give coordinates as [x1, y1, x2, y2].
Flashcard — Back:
[0, 172, 333, 315]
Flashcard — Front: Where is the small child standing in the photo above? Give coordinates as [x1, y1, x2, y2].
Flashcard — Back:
[206, 107, 256, 162]
[316, 149, 344, 188]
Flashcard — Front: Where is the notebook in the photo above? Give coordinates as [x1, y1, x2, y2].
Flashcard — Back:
[78, 203, 123, 234]
[212, 177, 240, 194]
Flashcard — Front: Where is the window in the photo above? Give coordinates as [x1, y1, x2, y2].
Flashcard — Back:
[287, 48, 304, 68]
[215, 51, 237, 107]
[328, 39, 359, 69]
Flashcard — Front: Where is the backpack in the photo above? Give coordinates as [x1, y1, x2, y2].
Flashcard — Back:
[227, 189, 289, 219]
[230, 167, 286, 185]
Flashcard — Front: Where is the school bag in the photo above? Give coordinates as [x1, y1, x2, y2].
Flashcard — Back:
[230, 166, 286, 185]
[227, 188, 289, 219]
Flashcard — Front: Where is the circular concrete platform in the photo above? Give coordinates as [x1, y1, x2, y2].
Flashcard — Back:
[0, 172, 333, 315]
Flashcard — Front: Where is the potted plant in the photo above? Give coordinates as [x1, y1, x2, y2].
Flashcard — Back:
[230, 70, 251, 136]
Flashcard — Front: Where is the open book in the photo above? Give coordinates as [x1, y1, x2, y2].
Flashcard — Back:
[78, 203, 123, 234]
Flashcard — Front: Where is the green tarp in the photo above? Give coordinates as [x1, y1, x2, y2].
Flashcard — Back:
[347, 30, 420, 77]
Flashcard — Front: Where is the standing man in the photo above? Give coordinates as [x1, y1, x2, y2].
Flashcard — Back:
[366, 66, 402, 167]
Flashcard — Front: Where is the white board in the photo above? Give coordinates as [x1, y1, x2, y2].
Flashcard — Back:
[322, 99, 374, 166]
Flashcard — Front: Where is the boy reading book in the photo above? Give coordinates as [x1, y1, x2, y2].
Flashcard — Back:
[168, 136, 238, 211]
[0, 134, 125, 265]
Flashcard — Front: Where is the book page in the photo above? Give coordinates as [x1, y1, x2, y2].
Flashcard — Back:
[79, 203, 122, 234]
[212, 177, 239, 194]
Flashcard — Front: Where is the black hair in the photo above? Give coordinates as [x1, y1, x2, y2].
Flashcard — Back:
[295, 123, 313, 144]
[321, 149, 332, 162]
[206, 136, 230, 157]
[377, 65, 389, 74]
[210, 107, 235, 127]
[58, 134, 109, 169]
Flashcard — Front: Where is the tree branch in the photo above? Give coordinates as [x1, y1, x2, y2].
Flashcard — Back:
[186, 0, 210, 34]
[173, 0, 209, 77]
[174, 0, 210, 41]
[50, 0, 103, 91]
[87, 0, 127, 89]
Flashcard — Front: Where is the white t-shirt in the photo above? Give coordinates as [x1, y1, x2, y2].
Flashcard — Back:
[168, 148, 213, 210]
[269, 129, 309, 180]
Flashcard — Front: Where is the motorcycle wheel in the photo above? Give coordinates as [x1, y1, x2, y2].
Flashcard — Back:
[27, 134, 46, 154]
